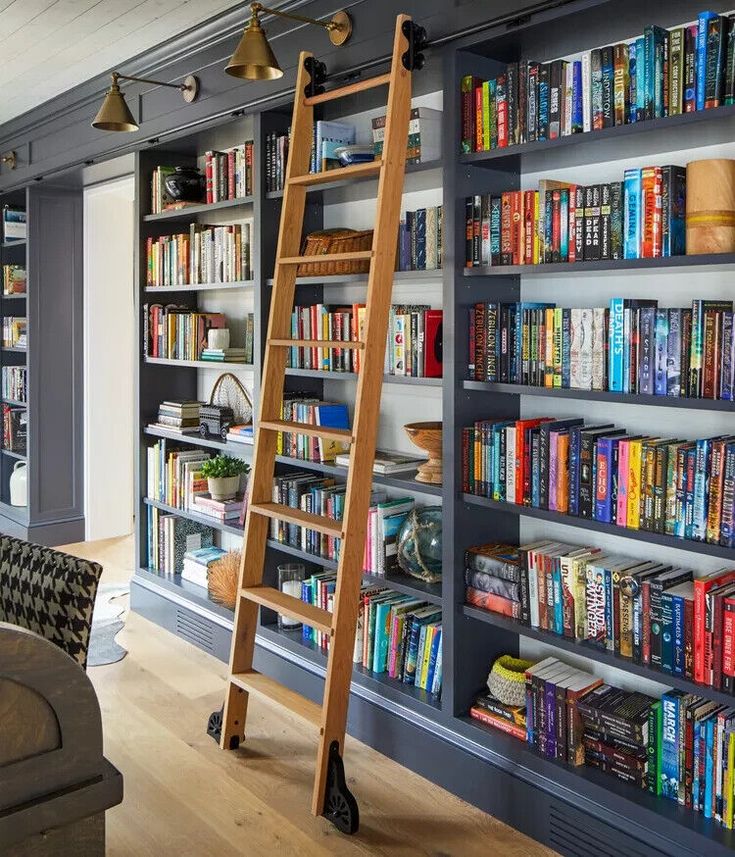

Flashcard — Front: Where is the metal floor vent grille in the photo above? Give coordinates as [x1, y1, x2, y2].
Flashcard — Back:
[176, 608, 214, 653]
[549, 803, 666, 857]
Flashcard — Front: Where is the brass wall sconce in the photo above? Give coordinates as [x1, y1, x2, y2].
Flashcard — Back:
[226, 2, 352, 80]
[92, 72, 200, 132]
[1, 152, 17, 170]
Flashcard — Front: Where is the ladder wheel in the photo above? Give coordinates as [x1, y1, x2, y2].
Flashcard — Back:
[323, 741, 359, 835]
[207, 706, 224, 743]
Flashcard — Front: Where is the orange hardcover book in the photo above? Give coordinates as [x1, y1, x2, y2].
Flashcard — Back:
[556, 432, 570, 513]
[641, 166, 662, 258]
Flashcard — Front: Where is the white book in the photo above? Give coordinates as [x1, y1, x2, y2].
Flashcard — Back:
[582, 52, 592, 133]
[563, 62, 574, 136]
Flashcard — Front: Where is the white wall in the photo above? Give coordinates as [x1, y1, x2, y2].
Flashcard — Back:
[83, 174, 135, 541]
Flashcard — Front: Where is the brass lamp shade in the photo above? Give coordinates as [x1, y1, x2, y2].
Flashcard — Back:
[225, 15, 283, 80]
[92, 82, 139, 132]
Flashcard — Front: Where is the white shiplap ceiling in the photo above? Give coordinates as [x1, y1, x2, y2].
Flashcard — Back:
[0, 0, 246, 125]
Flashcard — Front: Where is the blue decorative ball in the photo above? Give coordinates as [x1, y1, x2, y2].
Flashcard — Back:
[396, 506, 442, 583]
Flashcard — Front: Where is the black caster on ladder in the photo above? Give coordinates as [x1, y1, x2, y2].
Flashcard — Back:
[207, 706, 224, 743]
[323, 741, 359, 835]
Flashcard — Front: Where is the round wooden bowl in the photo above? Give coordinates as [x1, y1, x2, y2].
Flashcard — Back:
[403, 421, 442, 484]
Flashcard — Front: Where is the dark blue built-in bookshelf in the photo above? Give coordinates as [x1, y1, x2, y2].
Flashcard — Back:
[127, 2, 735, 856]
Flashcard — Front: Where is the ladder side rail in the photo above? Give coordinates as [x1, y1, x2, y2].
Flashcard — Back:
[311, 13, 414, 815]
[221, 51, 316, 750]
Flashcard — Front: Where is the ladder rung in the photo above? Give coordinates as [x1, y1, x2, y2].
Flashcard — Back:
[278, 251, 373, 266]
[260, 419, 353, 443]
[251, 502, 343, 538]
[243, 585, 333, 634]
[288, 161, 381, 186]
[230, 670, 322, 727]
[268, 338, 364, 350]
[304, 73, 392, 106]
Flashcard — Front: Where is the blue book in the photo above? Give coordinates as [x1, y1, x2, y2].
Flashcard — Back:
[514, 303, 550, 383]
[623, 169, 642, 259]
[552, 556, 563, 634]
[667, 309, 682, 397]
[594, 435, 619, 523]
[301, 580, 314, 643]
[684, 446, 697, 539]
[661, 591, 675, 672]
[671, 585, 691, 675]
[643, 26, 655, 118]
[608, 297, 625, 391]
[638, 306, 656, 394]
[538, 68, 549, 140]
[693, 437, 715, 541]
[654, 308, 669, 396]
[694, 718, 703, 809]
[628, 40, 638, 122]
[635, 37, 646, 121]
[722, 312, 734, 400]
[661, 691, 686, 800]
[571, 60, 583, 132]
[425, 626, 442, 690]
[704, 715, 717, 818]
[569, 424, 582, 516]
[697, 12, 719, 111]
[652, 27, 667, 117]
[314, 403, 350, 462]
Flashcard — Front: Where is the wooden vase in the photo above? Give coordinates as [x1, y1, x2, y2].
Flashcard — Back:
[404, 421, 442, 484]
[686, 158, 735, 255]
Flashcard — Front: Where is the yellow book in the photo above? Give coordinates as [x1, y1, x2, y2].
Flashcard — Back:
[482, 81, 491, 151]
[626, 439, 644, 529]
[419, 624, 437, 688]
[544, 307, 555, 387]
[726, 730, 735, 829]
[553, 307, 563, 387]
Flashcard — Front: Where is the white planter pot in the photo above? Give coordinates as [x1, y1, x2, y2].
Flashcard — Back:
[9, 461, 27, 507]
[207, 475, 240, 501]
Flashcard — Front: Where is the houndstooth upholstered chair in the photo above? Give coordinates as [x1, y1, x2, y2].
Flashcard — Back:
[0, 536, 103, 670]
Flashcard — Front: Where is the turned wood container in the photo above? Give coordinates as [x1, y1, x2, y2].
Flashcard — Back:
[686, 158, 735, 255]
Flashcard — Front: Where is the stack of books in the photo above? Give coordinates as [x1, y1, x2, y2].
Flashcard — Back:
[192, 493, 245, 523]
[142, 306, 225, 360]
[204, 142, 255, 203]
[2, 265, 25, 295]
[153, 400, 201, 435]
[276, 398, 350, 463]
[468, 297, 735, 400]
[147, 439, 210, 510]
[145, 222, 252, 287]
[1, 366, 26, 403]
[470, 691, 527, 741]
[181, 545, 226, 587]
[2, 207, 26, 242]
[462, 416, 735, 547]
[265, 130, 291, 193]
[461, 11, 735, 153]
[2, 404, 26, 454]
[200, 346, 249, 364]
[465, 164, 686, 267]
[334, 448, 426, 474]
[146, 505, 214, 574]
[372, 106, 442, 163]
[226, 424, 253, 445]
[396, 206, 444, 271]
[464, 543, 522, 618]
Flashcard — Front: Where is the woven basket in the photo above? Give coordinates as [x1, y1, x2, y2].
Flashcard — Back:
[297, 228, 373, 276]
[209, 372, 253, 425]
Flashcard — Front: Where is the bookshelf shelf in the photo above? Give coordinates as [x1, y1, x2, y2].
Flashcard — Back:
[144, 357, 253, 370]
[136, 566, 235, 623]
[143, 195, 254, 222]
[143, 424, 253, 456]
[284, 367, 442, 386]
[266, 269, 443, 287]
[1, 449, 25, 461]
[462, 493, 735, 560]
[1, 293, 26, 300]
[459, 102, 735, 168]
[143, 497, 243, 538]
[1, 240, 25, 250]
[463, 253, 735, 277]
[144, 280, 255, 294]
[2, 347, 26, 354]
[462, 380, 735, 411]
[265, 159, 442, 199]
[462, 605, 735, 708]
[2, 398, 26, 408]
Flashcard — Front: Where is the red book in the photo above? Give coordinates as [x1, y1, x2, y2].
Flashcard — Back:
[551, 190, 561, 262]
[568, 184, 577, 263]
[722, 597, 735, 687]
[514, 418, 546, 501]
[695, 569, 735, 684]
[423, 310, 443, 378]
[712, 583, 735, 689]
[475, 84, 484, 152]
[702, 311, 722, 399]
[227, 150, 236, 200]
[460, 76, 481, 152]
[684, 594, 695, 679]
[204, 152, 213, 204]
[466, 586, 519, 618]
[523, 190, 536, 264]
[470, 705, 526, 741]
[511, 191, 524, 266]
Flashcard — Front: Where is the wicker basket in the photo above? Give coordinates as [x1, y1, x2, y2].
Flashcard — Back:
[297, 228, 373, 276]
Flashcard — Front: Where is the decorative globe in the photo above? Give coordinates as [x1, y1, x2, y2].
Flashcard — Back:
[396, 506, 442, 583]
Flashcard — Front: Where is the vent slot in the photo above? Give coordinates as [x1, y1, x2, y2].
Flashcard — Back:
[176, 608, 214, 653]
[549, 803, 663, 857]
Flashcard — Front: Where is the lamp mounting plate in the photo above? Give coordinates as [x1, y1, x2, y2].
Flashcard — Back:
[328, 11, 352, 46]
[182, 75, 199, 103]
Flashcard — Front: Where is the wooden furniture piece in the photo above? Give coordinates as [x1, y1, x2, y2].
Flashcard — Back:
[212, 14, 420, 834]
[0, 623, 123, 856]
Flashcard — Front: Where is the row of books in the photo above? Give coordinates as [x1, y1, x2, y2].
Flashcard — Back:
[460, 11, 735, 153]
[468, 298, 735, 400]
[204, 143, 254, 203]
[2, 317, 26, 349]
[2, 405, 25, 455]
[146, 504, 214, 574]
[298, 575, 443, 694]
[1, 366, 26, 403]
[396, 206, 443, 271]
[276, 397, 350, 463]
[265, 130, 290, 193]
[144, 222, 253, 287]
[364, 496, 414, 577]
[372, 106, 442, 163]
[2, 265, 25, 295]
[2, 207, 25, 242]
[269, 472, 345, 561]
[144, 307, 224, 361]
[466, 541, 735, 689]
[286, 303, 443, 378]
[465, 167, 686, 268]
[146, 439, 246, 524]
[461, 416, 735, 547]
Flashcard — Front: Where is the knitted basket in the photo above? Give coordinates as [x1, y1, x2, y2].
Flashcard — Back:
[297, 228, 373, 276]
[486, 655, 534, 707]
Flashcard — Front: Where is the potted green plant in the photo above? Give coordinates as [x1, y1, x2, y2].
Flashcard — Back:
[200, 455, 250, 501]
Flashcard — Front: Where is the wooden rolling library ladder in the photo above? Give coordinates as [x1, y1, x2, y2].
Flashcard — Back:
[209, 14, 427, 835]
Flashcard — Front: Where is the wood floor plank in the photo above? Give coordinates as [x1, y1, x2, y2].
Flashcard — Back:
[60, 535, 556, 857]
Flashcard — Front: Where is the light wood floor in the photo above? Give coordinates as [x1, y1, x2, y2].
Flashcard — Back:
[61, 535, 556, 857]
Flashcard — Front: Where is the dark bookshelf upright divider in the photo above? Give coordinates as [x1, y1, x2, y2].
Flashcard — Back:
[129, 2, 735, 853]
